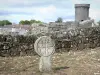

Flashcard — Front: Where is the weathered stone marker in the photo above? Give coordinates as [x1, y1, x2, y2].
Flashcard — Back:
[34, 36, 55, 72]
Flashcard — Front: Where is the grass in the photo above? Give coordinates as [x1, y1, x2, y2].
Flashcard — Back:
[0, 47, 100, 75]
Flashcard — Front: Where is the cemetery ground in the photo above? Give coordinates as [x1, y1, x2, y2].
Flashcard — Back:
[0, 47, 100, 75]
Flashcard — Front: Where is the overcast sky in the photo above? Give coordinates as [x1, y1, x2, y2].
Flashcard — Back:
[0, 0, 99, 23]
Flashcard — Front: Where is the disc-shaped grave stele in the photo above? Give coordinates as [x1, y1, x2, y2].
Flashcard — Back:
[34, 36, 55, 57]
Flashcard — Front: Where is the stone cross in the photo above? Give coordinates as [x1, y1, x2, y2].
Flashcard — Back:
[34, 36, 55, 72]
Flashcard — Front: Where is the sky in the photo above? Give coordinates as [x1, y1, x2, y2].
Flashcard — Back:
[0, 0, 100, 24]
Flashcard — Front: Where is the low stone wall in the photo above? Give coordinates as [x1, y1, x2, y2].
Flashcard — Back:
[0, 27, 100, 56]
[0, 35, 37, 57]
[55, 27, 100, 51]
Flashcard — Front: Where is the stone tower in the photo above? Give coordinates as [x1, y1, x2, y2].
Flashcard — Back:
[75, 4, 90, 22]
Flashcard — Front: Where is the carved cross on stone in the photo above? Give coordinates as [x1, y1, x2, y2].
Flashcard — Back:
[34, 36, 55, 72]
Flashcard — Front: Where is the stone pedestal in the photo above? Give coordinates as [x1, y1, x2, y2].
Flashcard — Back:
[39, 56, 52, 72]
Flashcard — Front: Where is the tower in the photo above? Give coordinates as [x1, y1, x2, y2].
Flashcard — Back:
[75, 4, 90, 22]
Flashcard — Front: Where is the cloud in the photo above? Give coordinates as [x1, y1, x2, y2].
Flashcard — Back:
[0, 11, 10, 16]
[39, 5, 56, 14]
[71, 0, 91, 4]
[0, 0, 53, 8]
[0, 0, 74, 23]
[0, 0, 100, 23]
[90, 8, 100, 22]
[0, 3, 74, 23]
[0, 10, 34, 16]
[0, 5, 57, 23]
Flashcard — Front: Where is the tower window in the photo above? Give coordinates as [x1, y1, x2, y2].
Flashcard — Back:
[81, 20, 84, 21]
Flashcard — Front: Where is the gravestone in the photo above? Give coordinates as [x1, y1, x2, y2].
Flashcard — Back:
[34, 36, 55, 72]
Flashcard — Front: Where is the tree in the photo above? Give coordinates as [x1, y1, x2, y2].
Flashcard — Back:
[0, 20, 12, 26]
[30, 20, 36, 24]
[55, 17, 63, 23]
[30, 19, 43, 24]
[24, 20, 30, 25]
[19, 20, 24, 25]
[19, 20, 31, 25]
[36, 20, 43, 23]
[19, 19, 43, 25]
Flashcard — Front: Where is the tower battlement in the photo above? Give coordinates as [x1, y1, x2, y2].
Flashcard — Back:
[75, 4, 90, 8]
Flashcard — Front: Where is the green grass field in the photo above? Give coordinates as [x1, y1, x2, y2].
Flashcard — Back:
[0, 47, 100, 75]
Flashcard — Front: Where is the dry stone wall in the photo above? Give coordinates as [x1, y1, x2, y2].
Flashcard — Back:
[54, 27, 100, 51]
[0, 27, 100, 57]
[0, 35, 37, 57]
